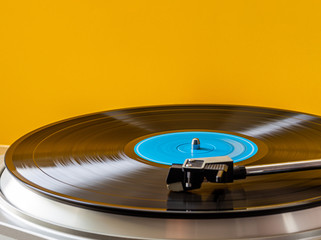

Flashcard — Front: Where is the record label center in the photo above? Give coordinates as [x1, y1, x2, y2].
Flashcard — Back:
[134, 131, 258, 165]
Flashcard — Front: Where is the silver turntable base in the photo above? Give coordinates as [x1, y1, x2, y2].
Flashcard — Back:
[2, 146, 321, 240]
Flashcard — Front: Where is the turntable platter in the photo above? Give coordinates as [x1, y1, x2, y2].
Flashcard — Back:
[4, 105, 321, 217]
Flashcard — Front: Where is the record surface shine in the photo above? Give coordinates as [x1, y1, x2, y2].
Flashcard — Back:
[5, 105, 321, 217]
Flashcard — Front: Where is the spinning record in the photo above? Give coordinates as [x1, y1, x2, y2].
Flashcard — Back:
[5, 105, 321, 217]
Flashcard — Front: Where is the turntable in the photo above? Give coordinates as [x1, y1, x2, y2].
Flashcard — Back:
[2, 105, 321, 239]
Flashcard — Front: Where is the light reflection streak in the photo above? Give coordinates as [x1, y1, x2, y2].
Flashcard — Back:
[18, 153, 149, 191]
[240, 114, 316, 137]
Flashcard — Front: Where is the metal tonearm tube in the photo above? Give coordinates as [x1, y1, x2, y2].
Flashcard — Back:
[166, 156, 321, 192]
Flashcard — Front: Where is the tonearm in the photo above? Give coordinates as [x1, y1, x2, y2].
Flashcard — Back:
[166, 156, 321, 191]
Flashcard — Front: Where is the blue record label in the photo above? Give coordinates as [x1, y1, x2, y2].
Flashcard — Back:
[134, 131, 258, 165]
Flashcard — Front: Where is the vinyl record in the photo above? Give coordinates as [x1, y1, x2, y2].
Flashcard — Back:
[5, 105, 321, 217]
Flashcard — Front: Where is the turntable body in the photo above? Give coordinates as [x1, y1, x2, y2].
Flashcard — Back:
[2, 152, 321, 240]
[2, 105, 321, 239]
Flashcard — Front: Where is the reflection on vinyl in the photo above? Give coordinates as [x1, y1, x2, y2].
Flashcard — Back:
[5, 105, 321, 217]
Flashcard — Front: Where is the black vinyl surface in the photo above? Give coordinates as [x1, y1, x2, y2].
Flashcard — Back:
[5, 105, 321, 217]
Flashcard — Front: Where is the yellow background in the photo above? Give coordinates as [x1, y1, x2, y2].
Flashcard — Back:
[1, 0, 321, 145]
